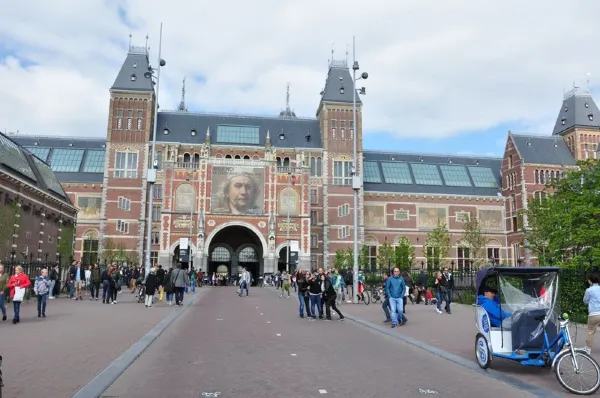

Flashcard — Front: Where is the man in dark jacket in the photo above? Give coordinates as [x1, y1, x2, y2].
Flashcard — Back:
[442, 267, 454, 314]
[323, 274, 344, 321]
[89, 264, 101, 301]
[156, 265, 165, 301]
[384, 268, 407, 328]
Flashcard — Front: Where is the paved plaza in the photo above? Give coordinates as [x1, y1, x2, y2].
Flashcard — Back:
[3, 286, 594, 397]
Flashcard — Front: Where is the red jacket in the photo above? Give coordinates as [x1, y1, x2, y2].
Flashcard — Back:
[7, 273, 32, 298]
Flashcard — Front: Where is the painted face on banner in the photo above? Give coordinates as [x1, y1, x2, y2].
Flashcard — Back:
[227, 175, 255, 213]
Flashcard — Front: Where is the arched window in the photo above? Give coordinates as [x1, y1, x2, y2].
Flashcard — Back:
[183, 153, 191, 163]
[234, 155, 241, 159]
[243, 155, 250, 160]
[225, 154, 232, 159]
[311, 157, 316, 176]
[316, 157, 322, 176]
[545, 170, 550, 182]
[211, 246, 231, 262]
[535, 170, 539, 184]
[550, 170, 555, 180]
[82, 231, 99, 266]
[540, 170, 545, 184]
[239, 247, 258, 262]
[283, 157, 290, 167]
[193, 153, 200, 165]
[276, 157, 282, 167]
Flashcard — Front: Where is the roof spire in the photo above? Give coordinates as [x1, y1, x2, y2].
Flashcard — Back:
[178, 77, 187, 112]
[278, 83, 297, 119]
[205, 126, 210, 145]
[265, 129, 271, 148]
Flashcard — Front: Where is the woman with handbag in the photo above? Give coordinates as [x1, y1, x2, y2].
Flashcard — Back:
[6, 266, 31, 324]
[109, 265, 121, 304]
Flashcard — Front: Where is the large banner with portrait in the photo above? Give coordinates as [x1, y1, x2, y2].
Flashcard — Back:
[210, 166, 265, 215]
[77, 196, 101, 219]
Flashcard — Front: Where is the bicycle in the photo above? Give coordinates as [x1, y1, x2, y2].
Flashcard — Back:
[357, 283, 370, 305]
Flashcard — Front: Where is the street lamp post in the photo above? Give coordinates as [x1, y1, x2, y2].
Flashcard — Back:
[351, 36, 368, 304]
[143, 23, 166, 276]
[286, 173, 297, 273]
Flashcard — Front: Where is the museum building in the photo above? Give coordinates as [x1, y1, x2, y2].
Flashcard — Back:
[10, 43, 600, 274]
[0, 132, 77, 266]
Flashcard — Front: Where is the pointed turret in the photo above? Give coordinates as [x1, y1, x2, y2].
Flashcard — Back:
[552, 86, 600, 135]
[318, 58, 362, 105]
[205, 126, 210, 145]
[111, 42, 154, 92]
[265, 129, 271, 148]
[177, 77, 188, 112]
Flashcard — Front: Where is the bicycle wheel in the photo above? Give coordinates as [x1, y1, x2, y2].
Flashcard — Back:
[555, 349, 600, 395]
[363, 291, 370, 305]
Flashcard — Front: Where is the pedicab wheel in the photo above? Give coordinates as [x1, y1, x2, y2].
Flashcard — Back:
[475, 333, 491, 369]
[554, 350, 600, 395]
[363, 291, 370, 305]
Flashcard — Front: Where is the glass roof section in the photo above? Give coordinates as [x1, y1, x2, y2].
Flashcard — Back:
[24, 147, 51, 162]
[0, 134, 37, 181]
[380, 162, 413, 184]
[32, 157, 66, 197]
[363, 161, 382, 183]
[50, 149, 84, 172]
[83, 150, 105, 173]
[410, 163, 443, 185]
[439, 165, 472, 187]
[467, 166, 498, 188]
[216, 125, 260, 145]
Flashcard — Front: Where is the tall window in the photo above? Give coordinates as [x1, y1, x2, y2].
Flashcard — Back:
[116, 109, 123, 129]
[126, 110, 133, 130]
[457, 247, 470, 272]
[310, 157, 323, 177]
[152, 205, 161, 222]
[487, 247, 500, 265]
[153, 184, 162, 199]
[311, 210, 318, 226]
[151, 231, 160, 244]
[333, 160, 352, 186]
[137, 110, 143, 130]
[115, 152, 138, 178]
[311, 234, 318, 248]
[82, 235, 99, 265]
[311, 254, 317, 270]
[368, 246, 377, 272]
[155, 151, 163, 170]
[310, 188, 318, 205]
[151, 251, 158, 266]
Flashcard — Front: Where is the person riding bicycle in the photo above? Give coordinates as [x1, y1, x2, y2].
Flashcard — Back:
[357, 270, 365, 296]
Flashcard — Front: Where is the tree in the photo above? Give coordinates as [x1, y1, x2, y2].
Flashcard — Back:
[334, 248, 348, 269]
[377, 242, 394, 274]
[102, 238, 116, 265]
[357, 245, 370, 271]
[128, 250, 140, 266]
[115, 242, 127, 264]
[57, 226, 75, 266]
[458, 213, 490, 269]
[424, 220, 451, 270]
[524, 159, 600, 264]
[394, 236, 415, 271]
[0, 201, 20, 259]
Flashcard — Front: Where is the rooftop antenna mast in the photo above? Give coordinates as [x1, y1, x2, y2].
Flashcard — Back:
[285, 82, 290, 112]
[128, 33, 132, 51]
[178, 77, 187, 112]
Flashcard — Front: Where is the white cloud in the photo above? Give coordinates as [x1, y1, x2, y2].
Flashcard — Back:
[1, 0, 600, 139]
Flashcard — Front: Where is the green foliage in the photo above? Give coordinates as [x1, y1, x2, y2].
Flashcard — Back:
[524, 159, 600, 265]
[358, 245, 370, 271]
[394, 236, 415, 271]
[424, 220, 452, 270]
[0, 201, 20, 259]
[57, 226, 75, 266]
[102, 238, 115, 264]
[115, 242, 127, 264]
[458, 214, 490, 269]
[128, 250, 140, 266]
[377, 242, 394, 273]
[334, 249, 348, 269]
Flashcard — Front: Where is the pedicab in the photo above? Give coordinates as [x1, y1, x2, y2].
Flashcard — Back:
[474, 266, 600, 395]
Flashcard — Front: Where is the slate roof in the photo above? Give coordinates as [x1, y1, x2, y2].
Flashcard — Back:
[0, 132, 74, 205]
[10, 136, 106, 183]
[552, 87, 600, 135]
[510, 133, 576, 166]
[157, 111, 322, 149]
[319, 63, 363, 106]
[111, 49, 154, 92]
[362, 151, 502, 197]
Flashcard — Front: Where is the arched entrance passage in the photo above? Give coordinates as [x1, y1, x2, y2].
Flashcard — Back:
[172, 245, 193, 269]
[207, 225, 264, 283]
[278, 247, 289, 273]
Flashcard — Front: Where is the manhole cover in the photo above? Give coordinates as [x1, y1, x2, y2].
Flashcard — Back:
[201, 392, 221, 397]
[418, 389, 439, 394]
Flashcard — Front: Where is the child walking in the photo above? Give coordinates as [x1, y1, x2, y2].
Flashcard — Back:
[34, 269, 50, 318]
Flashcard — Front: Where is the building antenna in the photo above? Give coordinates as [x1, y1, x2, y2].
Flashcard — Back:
[286, 82, 290, 112]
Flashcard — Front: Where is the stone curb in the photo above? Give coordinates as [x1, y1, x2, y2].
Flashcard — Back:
[72, 289, 206, 398]
[265, 286, 559, 398]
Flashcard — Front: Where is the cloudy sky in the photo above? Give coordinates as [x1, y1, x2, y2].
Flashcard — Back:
[1, 0, 599, 156]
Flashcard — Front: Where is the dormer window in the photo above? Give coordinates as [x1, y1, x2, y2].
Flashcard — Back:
[130, 74, 137, 81]
[163, 127, 170, 135]
[588, 113, 594, 121]
[190, 128, 197, 136]
[561, 117, 566, 125]
[585, 102, 590, 108]
[564, 106, 568, 112]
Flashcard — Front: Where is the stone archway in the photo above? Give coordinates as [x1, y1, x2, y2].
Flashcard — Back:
[205, 224, 265, 283]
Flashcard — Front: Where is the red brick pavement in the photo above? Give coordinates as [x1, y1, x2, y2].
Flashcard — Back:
[334, 295, 600, 396]
[0, 290, 197, 398]
[103, 287, 537, 398]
